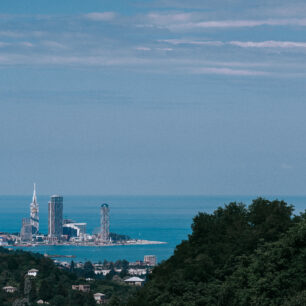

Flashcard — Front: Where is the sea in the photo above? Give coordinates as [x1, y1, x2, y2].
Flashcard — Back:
[0, 195, 305, 263]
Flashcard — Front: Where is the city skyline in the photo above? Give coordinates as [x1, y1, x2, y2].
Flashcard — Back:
[1, 0, 306, 196]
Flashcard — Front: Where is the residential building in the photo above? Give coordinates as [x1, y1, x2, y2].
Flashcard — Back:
[128, 268, 147, 276]
[124, 277, 145, 286]
[72, 284, 90, 292]
[144, 255, 157, 266]
[27, 269, 39, 277]
[100, 204, 110, 243]
[94, 269, 110, 276]
[2, 286, 17, 293]
[93, 293, 106, 304]
[129, 260, 145, 266]
[36, 300, 50, 304]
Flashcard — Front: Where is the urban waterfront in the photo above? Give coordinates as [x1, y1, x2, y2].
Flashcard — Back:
[1, 195, 306, 263]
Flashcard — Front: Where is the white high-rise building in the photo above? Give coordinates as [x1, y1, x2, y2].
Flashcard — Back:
[30, 183, 39, 234]
[100, 204, 110, 243]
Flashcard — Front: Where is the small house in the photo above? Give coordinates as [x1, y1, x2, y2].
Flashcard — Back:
[2, 286, 17, 293]
[27, 268, 39, 277]
[93, 292, 106, 304]
[72, 284, 90, 292]
[36, 300, 50, 304]
[94, 269, 110, 276]
[124, 277, 145, 286]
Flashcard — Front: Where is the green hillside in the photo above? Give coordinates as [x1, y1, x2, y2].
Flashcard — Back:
[128, 198, 306, 306]
[0, 248, 134, 306]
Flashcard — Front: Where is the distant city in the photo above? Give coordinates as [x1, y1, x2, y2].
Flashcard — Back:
[0, 184, 166, 248]
[19, 183, 112, 245]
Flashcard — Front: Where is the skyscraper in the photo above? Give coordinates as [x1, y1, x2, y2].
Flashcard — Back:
[20, 218, 33, 242]
[100, 203, 110, 243]
[48, 195, 63, 239]
[30, 183, 39, 234]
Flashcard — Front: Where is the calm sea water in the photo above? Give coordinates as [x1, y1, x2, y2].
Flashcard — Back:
[0, 195, 305, 263]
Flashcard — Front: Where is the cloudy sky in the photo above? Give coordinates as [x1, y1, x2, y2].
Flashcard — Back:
[1, 0, 306, 195]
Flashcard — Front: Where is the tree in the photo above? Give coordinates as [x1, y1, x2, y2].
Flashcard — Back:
[50, 295, 65, 306]
[83, 261, 94, 278]
[29, 279, 37, 303]
[70, 260, 75, 273]
[248, 198, 294, 242]
[39, 279, 53, 301]
[109, 295, 121, 306]
[128, 198, 298, 306]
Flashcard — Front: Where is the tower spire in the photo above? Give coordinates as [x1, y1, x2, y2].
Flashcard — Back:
[30, 183, 39, 233]
[32, 183, 37, 204]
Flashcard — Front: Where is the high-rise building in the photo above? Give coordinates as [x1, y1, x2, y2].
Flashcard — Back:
[48, 195, 63, 239]
[30, 183, 39, 234]
[144, 255, 157, 266]
[100, 203, 110, 243]
[20, 218, 33, 242]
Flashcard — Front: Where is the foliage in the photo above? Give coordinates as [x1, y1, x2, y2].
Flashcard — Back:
[128, 198, 305, 306]
[110, 233, 131, 242]
[0, 247, 134, 305]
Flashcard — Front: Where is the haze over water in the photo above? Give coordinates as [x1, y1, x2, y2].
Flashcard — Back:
[1, 195, 305, 263]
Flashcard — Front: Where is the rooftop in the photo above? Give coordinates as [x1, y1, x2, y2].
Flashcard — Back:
[94, 293, 106, 297]
[125, 277, 145, 282]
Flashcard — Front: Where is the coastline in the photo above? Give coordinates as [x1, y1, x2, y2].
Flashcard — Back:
[14, 239, 167, 247]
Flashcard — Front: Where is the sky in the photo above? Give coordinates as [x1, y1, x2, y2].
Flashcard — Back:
[1, 0, 306, 195]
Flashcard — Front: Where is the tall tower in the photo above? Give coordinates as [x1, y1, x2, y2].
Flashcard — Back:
[100, 203, 110, 243]
[48, 195, 63, 239]
[30, 183, 39, 234]
[20, 218, 33, 241]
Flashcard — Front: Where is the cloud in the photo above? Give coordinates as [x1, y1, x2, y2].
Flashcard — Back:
[156, 47, 173, 51]
[177, 19, 306, 30]
[159, 39, 224, 46]
[145, 13, 306, 30]
[135, 46, 151, 51]
[85, 12, 116, 21]
[41, 41, 67, 49]
[0, 31, 25, 38]
[148, 12, 192, 23]
[230, 40, 306, 48]
[20, 42, 34, 47]
[136, 46, 173, 51]
[192, 67, 269, 76]
[160, 39, 306, 49]
[0, 54, 154, 66]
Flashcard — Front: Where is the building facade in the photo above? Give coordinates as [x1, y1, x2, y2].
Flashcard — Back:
[48, 195, 63, 239]
[63, 222, 87, 239]
[20, 218, 33, 241]
[144, 255, 157, 266]
[100, 203, 110, 243]
[30, 183, 39, 234]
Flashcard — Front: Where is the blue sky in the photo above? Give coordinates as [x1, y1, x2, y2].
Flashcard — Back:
[1, 0, 306, 195]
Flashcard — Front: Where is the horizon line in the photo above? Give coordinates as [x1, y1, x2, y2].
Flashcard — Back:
[0, 194, 306, 198]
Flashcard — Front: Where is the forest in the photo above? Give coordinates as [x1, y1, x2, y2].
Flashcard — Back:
[128, 198, 306, 305]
